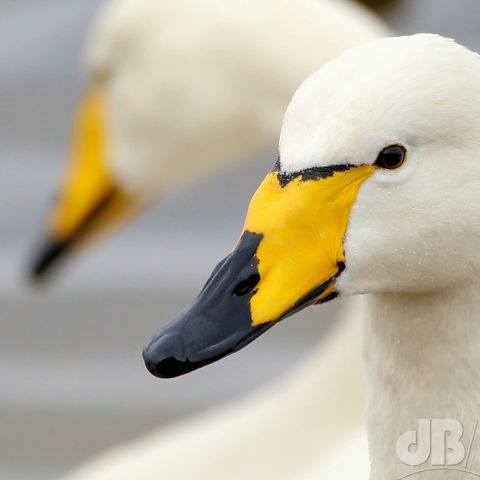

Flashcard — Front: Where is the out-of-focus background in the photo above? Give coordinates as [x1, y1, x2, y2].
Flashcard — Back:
[1, 1, 480, 478]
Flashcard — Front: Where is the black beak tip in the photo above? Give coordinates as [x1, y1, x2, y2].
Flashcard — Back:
[142, 341, 198, 379]
[142, 231, 273, 379]
[142, 327, 230, 379]
[28, 238, 69, 284]
[143, 331, 188, 379]
[143, 354, 193, 379]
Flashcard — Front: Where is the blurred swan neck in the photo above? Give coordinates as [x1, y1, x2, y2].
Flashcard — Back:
[363, 282, 480, 479]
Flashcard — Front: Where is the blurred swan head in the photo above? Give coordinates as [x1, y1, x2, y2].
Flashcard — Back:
[30, 0, 390, 281]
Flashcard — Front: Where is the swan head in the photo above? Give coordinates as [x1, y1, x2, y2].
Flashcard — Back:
[144, 34, 480, 377]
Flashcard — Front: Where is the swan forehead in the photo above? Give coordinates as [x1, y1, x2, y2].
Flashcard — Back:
[280, 34, 480, 173]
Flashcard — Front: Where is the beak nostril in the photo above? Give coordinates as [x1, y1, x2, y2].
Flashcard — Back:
[233, 273, 260, 297]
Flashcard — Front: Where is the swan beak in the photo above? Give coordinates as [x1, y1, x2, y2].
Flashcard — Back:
[29, 90, 138, 282]
[143, 163, 374, 378]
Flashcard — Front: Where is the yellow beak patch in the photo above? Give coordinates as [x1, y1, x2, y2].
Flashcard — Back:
[49, 89, 135, 242]
[242, 164, 374, 326]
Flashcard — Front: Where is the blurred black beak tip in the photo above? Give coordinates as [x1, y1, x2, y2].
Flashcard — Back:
[28, 237, 70, 284]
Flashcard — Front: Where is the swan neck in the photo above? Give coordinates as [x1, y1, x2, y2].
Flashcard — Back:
[364, 282, 480, 479]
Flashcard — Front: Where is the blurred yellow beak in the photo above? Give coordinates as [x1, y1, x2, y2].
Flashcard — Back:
[30, 89, 138, 281]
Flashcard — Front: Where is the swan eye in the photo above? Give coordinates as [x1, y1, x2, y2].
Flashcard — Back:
[233, 274, 260, 296]
[374, 145, 407, 170]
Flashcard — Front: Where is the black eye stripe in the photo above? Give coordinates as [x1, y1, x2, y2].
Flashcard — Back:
[274, 144, 406, 186]
[274, 159, 356, 187]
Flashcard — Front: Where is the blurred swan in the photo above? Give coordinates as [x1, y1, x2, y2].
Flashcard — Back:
[27, 0, 391, 478]
[30, 0, 390, 279]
